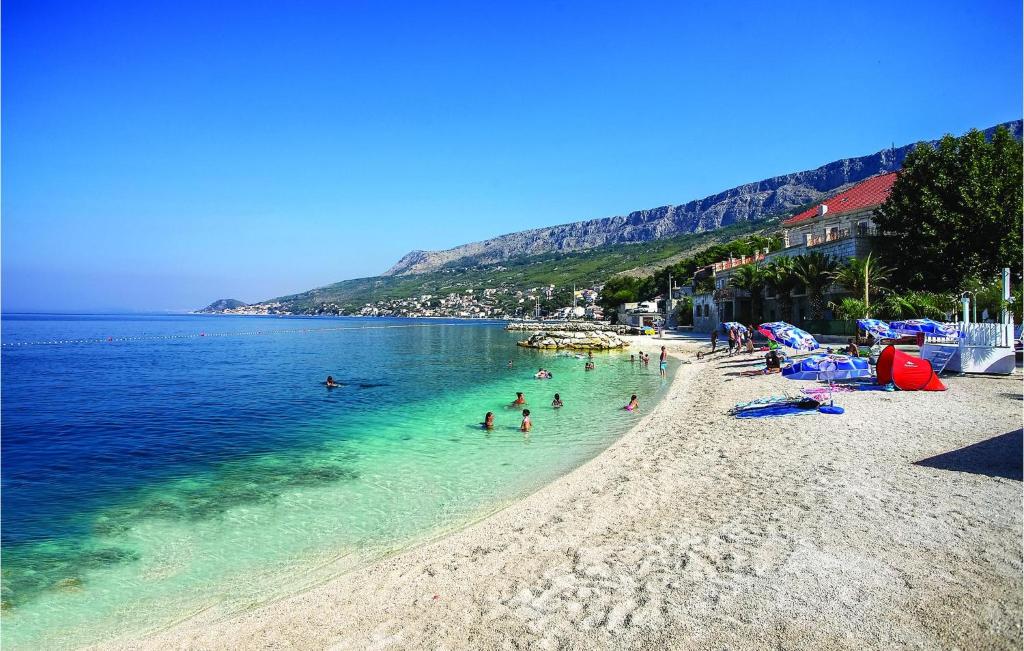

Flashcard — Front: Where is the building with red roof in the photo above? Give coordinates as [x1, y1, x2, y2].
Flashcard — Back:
[689, 172, 898, 331]
[780, 172, 896, 249]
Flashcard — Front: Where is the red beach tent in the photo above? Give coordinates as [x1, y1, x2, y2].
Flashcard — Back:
[876, 345, 946, 391]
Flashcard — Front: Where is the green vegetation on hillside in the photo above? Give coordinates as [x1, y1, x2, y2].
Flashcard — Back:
[271, 219, 777, 313]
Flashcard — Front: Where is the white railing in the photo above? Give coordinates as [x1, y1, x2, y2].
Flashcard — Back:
[925, 321, 1016, 348]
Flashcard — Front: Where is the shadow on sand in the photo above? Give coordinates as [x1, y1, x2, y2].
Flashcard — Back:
[915, 429, 1023, 481]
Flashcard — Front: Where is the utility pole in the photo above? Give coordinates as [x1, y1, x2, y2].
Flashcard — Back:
[665, 273, 674, 327]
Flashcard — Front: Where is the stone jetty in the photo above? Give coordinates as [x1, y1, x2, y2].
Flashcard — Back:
[516, 329, 628, 350]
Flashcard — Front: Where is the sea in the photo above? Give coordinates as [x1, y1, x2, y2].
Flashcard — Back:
[0, 314, 673, 649]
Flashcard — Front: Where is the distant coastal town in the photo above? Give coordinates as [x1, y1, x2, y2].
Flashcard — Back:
[202, 285, 607, 321]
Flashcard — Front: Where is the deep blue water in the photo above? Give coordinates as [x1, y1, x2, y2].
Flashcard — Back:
[1, 314, 514, 548]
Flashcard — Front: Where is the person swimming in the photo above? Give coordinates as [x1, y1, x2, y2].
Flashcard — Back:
[482, 411, 495, 430]
[552, 393, 563, 408]
[324, 375, 341, 388]
[585, 361, 595, 371]
[535, 368, 552, 379]
[520, 409, 532, 432]
[624, 394, 639, 411]
[512, 392, 526, 406]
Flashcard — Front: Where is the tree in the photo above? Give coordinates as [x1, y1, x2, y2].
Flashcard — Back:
[763, 257, 800, 322]
[792, 253, 838, 320]
[729, 264, 767, 322]
[874, 126, 1023, 292]
[831, 253, 892, 316]
[875, 290, 957, 321]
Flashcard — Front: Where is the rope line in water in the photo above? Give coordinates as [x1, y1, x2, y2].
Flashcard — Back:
[1, 321, 492, 348]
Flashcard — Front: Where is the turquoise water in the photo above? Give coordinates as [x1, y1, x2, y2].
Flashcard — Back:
[1, 315, 672, 649]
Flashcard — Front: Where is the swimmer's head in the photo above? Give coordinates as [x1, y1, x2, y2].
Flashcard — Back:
[554, 393, 560, 400]
[630, 394, 637, 401]
[522, 409, 530, 416]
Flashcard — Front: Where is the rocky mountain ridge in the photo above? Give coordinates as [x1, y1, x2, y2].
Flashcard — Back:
[384, 120, 1022, 276]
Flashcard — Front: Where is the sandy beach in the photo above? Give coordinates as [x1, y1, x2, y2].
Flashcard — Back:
[113, 337, 1022, 650]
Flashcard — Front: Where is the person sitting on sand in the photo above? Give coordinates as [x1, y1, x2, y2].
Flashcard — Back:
[512, 392, 526, 406]
[765, 349, 782, 373]
[520, 409, 532, 432]
[552, 393, 563, 408]
[746, 334, 755, 355]
[624, 394, 639, 411]
[846, 338, 859, 356]
[482, 412, 495, 430]
[324, 375, 341, 388]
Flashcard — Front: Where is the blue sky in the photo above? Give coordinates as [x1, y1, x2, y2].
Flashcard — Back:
[2, 0, 1020, 312]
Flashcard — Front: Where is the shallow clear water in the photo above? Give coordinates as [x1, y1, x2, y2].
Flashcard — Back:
[1, 314, 673, 649]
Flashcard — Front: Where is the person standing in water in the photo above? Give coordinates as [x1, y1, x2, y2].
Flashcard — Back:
[482, 412, 495, 430]
[511, 392, 526, 406]
[520, 409, 532, 432]
[552, 393, 563, 408]
[659, 346, 667, 377]
[324, 376, 341, 388]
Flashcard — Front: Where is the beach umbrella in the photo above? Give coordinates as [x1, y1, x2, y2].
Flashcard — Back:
[720, 321, 748, 334]
[757, 321, 820, 351]
[888, 318, 961, 338]
[857, 318, 899, 340]
[782, 354, 867, 414]
[782, 353, 870, 381]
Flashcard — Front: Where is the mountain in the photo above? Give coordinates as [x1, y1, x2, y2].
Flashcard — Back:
[384, 120, 1022, 276]
[196, 298, 248, 313]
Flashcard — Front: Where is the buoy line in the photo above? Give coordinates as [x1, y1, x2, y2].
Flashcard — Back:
[0, 321, 495, 348]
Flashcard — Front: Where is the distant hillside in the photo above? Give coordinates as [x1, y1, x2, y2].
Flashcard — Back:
[384, 120, 1022, 276]
[263, 219, 776, 314]
[197, 298, 247, 313]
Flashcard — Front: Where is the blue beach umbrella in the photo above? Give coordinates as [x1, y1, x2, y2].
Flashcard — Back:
[782, 354, 868, 414]
[757, 321, 820, 352]
[782, 353, 871, 381]
[721, 322, 748, 334]
[857, 318, 899, 340]
[888, 318, 962, 338]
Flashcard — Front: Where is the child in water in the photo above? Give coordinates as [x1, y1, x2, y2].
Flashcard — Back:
[552, 393, 563, 408]
[520, 409, 532, 432]
[482, 412, 495, 430]
[624, 394, 639, 411]
[512, 392, 526, 406]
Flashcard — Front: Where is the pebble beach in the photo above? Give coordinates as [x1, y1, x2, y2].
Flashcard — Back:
[112, 336, 1023, 650]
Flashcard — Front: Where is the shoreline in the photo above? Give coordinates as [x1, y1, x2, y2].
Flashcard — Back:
[112, 338, 1021, 650]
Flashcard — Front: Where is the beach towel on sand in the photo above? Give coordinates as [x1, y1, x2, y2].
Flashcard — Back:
[734, 405, 819, 418]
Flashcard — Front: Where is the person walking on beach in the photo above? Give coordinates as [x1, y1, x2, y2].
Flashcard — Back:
[520, 409, 532, 432]
[727, 327, 736, 355]
[710, 330, 718, 353]
[659, 346, 667, 377]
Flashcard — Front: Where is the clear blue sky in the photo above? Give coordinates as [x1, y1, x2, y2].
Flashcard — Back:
[3, 0, 1020, 312]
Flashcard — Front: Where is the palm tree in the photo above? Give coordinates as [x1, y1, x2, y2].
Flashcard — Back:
[729, 264, 766, 322]
[792, 252, 839, 319]
[764, 257, 801, 322]
[830, 252, 892, 316]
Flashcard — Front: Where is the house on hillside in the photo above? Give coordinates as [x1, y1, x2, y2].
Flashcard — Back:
[688, 172, 896, 331]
